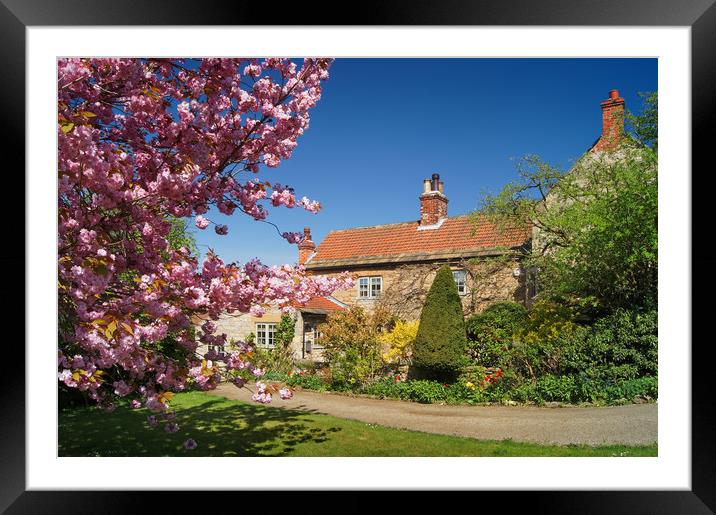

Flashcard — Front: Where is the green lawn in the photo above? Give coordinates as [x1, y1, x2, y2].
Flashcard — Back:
[58, 391, 657, 457]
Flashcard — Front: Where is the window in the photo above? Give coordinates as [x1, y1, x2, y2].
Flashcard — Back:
[371, 277, 382, 298]
[207, 344, 225, 357]
[303, 323, 323, 355]
[452, 269, 467, 295]
[255, 323, 277, 348]
[358, 276, 382, 298]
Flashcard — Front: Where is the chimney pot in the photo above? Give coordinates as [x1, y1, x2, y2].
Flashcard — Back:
[609, 89, 619, 99]
[423, 179, 431, 193]
[431, 173, 440, 191]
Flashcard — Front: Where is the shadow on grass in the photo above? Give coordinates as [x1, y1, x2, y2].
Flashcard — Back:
[58, 394, 342, 457]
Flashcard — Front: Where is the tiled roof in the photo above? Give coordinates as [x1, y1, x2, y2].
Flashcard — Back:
[294, 296, 346, 312]
[305, 215, 530, 269]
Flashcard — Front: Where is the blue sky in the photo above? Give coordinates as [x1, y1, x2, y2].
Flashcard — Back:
[194, 58, 657, 266]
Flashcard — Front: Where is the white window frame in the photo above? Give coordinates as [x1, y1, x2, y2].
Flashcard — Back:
[358, 276, 382, 299]
[452, 269, 468, 295]
[255, 322, 277, 348]
[207, 343, 225, 357]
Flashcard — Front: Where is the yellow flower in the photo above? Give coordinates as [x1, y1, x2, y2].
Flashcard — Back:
[465, 381, 475, 390]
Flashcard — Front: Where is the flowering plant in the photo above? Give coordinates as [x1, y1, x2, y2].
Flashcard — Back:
[481, 368, 505, 387]
[379, 320, 419, 364]
[57, 58, 351, 414]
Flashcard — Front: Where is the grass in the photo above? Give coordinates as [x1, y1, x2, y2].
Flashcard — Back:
[58, 391, 657, 457]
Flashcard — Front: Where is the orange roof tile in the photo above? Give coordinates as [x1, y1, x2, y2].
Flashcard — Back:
[306, 215, 530, 268]
[294, 296, 346, 312]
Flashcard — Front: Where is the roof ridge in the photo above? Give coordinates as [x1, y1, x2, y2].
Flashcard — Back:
[324, 213, 476, 235]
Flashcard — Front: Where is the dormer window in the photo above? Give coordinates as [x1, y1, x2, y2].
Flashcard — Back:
[452, 269, 467, 295]
[358, 276, 382, 298]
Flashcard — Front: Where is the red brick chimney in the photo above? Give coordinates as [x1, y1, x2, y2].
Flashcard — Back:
[298, 227, 316, 265]
[593, 89, 625, 152]
[419, 173, 448, 226]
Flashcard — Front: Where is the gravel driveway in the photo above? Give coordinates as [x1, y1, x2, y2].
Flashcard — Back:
[209, 383, 657, 446]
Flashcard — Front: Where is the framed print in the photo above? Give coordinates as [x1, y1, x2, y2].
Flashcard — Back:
[4, 0, 715, 512]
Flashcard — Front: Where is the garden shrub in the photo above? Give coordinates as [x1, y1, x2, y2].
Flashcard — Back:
[318, 306, 394, 387]
[411, 265, 467, 381]
[536, 374, 577, 403]
[258, 304, 657, 407]
[506, 374, 658, 404]
[283, 371, 657, 406]
[285, 373, 330, 391]
[601, 376, 657, 401]
[509, 300, 579, 379]
[403, 380, 448, 403]
[379, 319, 419, 364]
[361, 379, 471, 404]
[261, 370, 289, 381]
[465, 301, 527, 367]
[562, 308, 657, 381]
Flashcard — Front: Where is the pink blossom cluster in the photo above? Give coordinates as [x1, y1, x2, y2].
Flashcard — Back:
[57, 58, 352, 414]
[251, 381, 272, 404]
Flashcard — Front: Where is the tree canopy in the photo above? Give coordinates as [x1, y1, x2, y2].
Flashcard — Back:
[57, 58, 351, 416]
[478, 93, 658, 312]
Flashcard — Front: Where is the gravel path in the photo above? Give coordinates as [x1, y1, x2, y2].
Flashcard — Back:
[208, 383, 657, 446]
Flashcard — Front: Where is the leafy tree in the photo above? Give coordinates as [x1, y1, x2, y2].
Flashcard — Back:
[626, 92, 658, 151]
[411, 265, 467, 380]
[478, 93, 658, 312]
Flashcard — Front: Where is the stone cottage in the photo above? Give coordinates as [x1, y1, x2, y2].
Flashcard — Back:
[299, 174, 532, 321]
[200, 174, 532, 362]
[200, 89, 627, 362]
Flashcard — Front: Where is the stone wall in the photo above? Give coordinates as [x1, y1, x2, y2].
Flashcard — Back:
[309, 255, 526, 321]
[196, 308, 307, 362]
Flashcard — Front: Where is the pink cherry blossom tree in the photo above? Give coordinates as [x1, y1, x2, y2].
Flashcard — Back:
[57, 58, 351, 416]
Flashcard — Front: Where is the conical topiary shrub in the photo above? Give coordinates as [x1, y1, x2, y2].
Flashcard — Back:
[410, 265, 467, 381]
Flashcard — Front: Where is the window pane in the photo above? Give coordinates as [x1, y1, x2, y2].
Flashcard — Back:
[359, 277, 369, 297]
[256, 324, 266, 346]
[371, 277, 382, 297]
[267, 324, 276, 347]
[453, 270, 466, 294]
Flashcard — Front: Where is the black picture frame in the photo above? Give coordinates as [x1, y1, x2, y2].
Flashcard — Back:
[3, 1, 713, 512]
